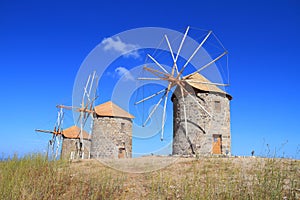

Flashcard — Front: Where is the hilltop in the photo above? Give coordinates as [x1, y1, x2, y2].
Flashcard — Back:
[0, 155, 299, 199]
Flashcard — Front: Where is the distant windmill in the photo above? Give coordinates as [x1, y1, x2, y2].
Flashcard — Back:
[36, 71, 98, 159]
[57, 71, 98, 159]
[35, 107, 64, 159]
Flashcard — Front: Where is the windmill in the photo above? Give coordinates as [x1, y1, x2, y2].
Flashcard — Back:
[135, 26, 229, 144]
[35, 107, 64, 159]
[57, 70, 98, 159]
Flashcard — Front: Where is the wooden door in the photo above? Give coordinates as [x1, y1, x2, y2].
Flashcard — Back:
[118, 148, 126, 158]
[212, 135, 222, 154]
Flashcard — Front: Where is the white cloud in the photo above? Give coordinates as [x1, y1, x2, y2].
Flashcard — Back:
[101, 36, 140, 58]
[115, 67, 135, 81]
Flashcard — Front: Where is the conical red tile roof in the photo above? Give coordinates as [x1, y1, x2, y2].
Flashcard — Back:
[184, 73, 232, 100]
[94, 101, 134, 119]
[62, 125, 90, 139]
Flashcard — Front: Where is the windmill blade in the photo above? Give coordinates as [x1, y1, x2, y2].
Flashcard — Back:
[79, 114, 85, 159]
[56, 108, 64, 132]
[36, 107, 64, 159]
[137, 77, 162, 81]
[184, 51, 227, 79]
[81, 73, 92, 109]
[83, 73, 92, 102]
[83, 87, 91, 102]
[180, 85, 211, 117]
[89, 95, 98, 114]
[143, 65, 170, 78]
[81, 98, 95, 126]
[78, 71, 98, 159]
[143, 93, 165, 127]
[59, 111, 64, 130]
[75, 128, 82, 139]
[50, 135, 56, 159]
[184, 80, 229, 86]
[35, 129, 54, 134]
[164, 35, 179, 75]
[164, 35, 176, 62]
[177, 30, 212, 78]
[80, 128, 85, 159]
[147, 54, 169, 74]
[77, 111, 88, 132]
[160, 81, 173, 140]
[72, 128, 84, 158]
[86, 82, 98, 119]
[84, 71, 97, 103]
[56, 104, 81, 111]
[91, 73, 99, 103]
[83, 103, 90, 118]
[175, 26, 190, 62]
[88, 97, 95, 112]
[88, 71, 96, 99]
[77, 71, 99, 159]
[78, 95, 98, 114]
[160, 89, 170, 141]
[82, 112, 91, 128]
[135, 88, 166, 105]
[76, 113, 81, 125]
[54, 135, 62, 159]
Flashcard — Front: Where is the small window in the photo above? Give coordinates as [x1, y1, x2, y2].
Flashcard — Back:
[214, 137, 219, 142]
[214, 101, 221, 112]
[121, 122, 125, 132]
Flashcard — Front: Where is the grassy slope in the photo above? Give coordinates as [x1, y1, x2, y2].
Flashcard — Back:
[0, 155, 299, 200]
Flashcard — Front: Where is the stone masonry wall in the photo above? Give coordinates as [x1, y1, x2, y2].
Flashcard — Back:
[172, 90, 231, 156]
[90, 116, 132, 159]
[61, 138, 91, 159]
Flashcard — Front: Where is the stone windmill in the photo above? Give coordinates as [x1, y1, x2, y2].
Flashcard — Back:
[172, 73, 232, 156]
[60, 125, 91, 159]
[90, 101, 134, 159]
[136, 26, 232, 156]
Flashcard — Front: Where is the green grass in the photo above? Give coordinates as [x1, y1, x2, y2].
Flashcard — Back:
[0, 155, 299, 199]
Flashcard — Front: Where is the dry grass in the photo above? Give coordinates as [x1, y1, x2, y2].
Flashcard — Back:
[0, 154, 123, 200]
[0, 154, 299, 200]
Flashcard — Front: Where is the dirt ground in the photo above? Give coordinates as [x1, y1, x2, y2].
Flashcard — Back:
[69, 156, 300, 199]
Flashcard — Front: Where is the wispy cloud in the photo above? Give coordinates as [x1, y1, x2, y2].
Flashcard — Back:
[115, 67, 134, 81]
[101, 36, 140, 58]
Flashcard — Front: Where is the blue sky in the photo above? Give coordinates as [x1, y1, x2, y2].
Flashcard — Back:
[0, 0, 299, 159]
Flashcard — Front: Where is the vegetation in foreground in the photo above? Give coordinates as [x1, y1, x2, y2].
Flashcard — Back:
[0, 154, 299, 200]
